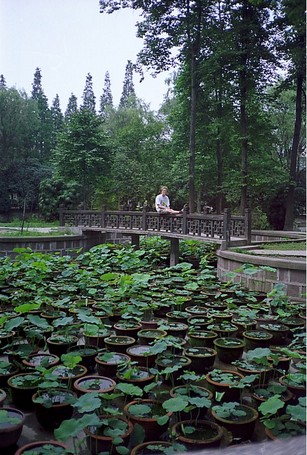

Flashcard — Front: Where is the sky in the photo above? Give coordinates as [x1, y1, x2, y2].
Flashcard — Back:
[0, 0, 172, 112]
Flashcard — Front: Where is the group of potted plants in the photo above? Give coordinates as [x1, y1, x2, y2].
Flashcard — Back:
[0, 240, 305, 453]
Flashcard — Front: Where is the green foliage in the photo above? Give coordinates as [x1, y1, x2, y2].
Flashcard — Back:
[52, 109, 111, 209]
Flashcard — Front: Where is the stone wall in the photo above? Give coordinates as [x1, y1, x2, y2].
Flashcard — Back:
[217, 249, 306, 301]
[0, 235, 85, 258]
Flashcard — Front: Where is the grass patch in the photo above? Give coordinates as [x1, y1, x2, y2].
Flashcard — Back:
[0, 218, 59, 228]
[259, 241, 306, 250]
[0, 229, 73, 237]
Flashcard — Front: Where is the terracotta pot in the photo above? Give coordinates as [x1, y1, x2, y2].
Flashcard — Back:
[85, 415, 133, 455]
[67, 345, 98, 372]
[32, 389, 76, 430]
[170, 384, 213, 419]
[213, 337, 245, 364]
[183, 346, 217, 372]
[15, 440, 68, 454]
[205, 370, 244, 402]
[48, 364, 87, 389]
[187, 330, 218, 348]
[22, 353, 60, 370]
[211, 404, 258, 441]
[84, 329, 112, 348]
[279, 374, 306, 403]
[130, 441, 177, 455]
[124, 399, 172, 441]
[250, 383, 293, 410]
[171, 419, 224, 449]
[46, 335, 79, 356]
[7, 372, 41, 409]
[155, 355, 192, 386]
[242, 330, 273, 350]
[114, 321, 142, 339]
[0, 407, 25, 449]
[95, 352, 130, 378]
[126, 345, 157, 368]
[258, 322, 290, 345]
[104, 335, 136, 354]
[137, 329, 167, 345]
[116, 367, 155, 389]
[73, 375, 116, 396]
[0, 388, 7, 407]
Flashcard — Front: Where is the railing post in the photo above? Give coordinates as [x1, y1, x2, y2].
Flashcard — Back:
[244, 208, 252, 244]
[142, 206, 147, 231]
[182, 208, 188, 235]
[221, 208, 231, 249]
[101, 210, 105, 228]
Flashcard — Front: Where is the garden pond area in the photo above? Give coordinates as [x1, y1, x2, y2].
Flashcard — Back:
[0, 243, 305, 454]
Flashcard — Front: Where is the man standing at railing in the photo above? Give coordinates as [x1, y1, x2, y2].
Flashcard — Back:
[155, 186, 182, 215]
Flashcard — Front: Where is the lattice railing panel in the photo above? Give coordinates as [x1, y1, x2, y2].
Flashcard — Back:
[231, 219, 246, 237]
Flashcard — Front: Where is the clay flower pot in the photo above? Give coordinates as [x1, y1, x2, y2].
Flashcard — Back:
[124, 399, 172, 441]
[171, 419, 224, 449]
[183, 346, 217, 372]
[211, 403, 259, 441]
[104, 335, 136, 354]
[95, 351, 131, 378]
[213, 337, 245, 364]
[73, 375, 116, 396]
[15, 440, 69, 454]
[0, 407, 25, 449]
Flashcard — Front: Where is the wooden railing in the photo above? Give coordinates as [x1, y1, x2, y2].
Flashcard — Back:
[59, 208, 251, 247]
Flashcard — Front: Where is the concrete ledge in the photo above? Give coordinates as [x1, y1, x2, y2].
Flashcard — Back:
[217, 248, 306, 301]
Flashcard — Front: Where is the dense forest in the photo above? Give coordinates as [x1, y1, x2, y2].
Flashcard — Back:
[0, 0, 305, 230]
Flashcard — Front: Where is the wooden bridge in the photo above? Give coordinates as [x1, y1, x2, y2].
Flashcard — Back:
[60, 208, 251, 265]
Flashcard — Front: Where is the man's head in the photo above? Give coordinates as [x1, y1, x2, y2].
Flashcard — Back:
[161, 186, 168, 195]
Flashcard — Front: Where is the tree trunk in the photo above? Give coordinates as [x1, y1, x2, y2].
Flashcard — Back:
[188, 46, 197, 213]
[239, 1, 249, 216]
[283, 71, 303, 230]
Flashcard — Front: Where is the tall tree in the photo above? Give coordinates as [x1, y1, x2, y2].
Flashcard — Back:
[65, 93, 78, 118]
[0, 75, 6, 89]
[99, 71, 113, 118]
[51, 94, 64, 134]
[100, 1, 211, 212]
[31, 67, 53, 163]
[81, 73, 96, 113]
[52, 109, 110, 208]
[281, 0, 306, 230]
[119, 60, 137, 109]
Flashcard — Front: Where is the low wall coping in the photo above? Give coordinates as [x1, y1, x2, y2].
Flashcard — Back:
[218, 249, 305, 271]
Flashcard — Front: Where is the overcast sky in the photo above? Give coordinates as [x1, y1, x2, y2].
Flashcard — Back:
[0, 0, 172, 111]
